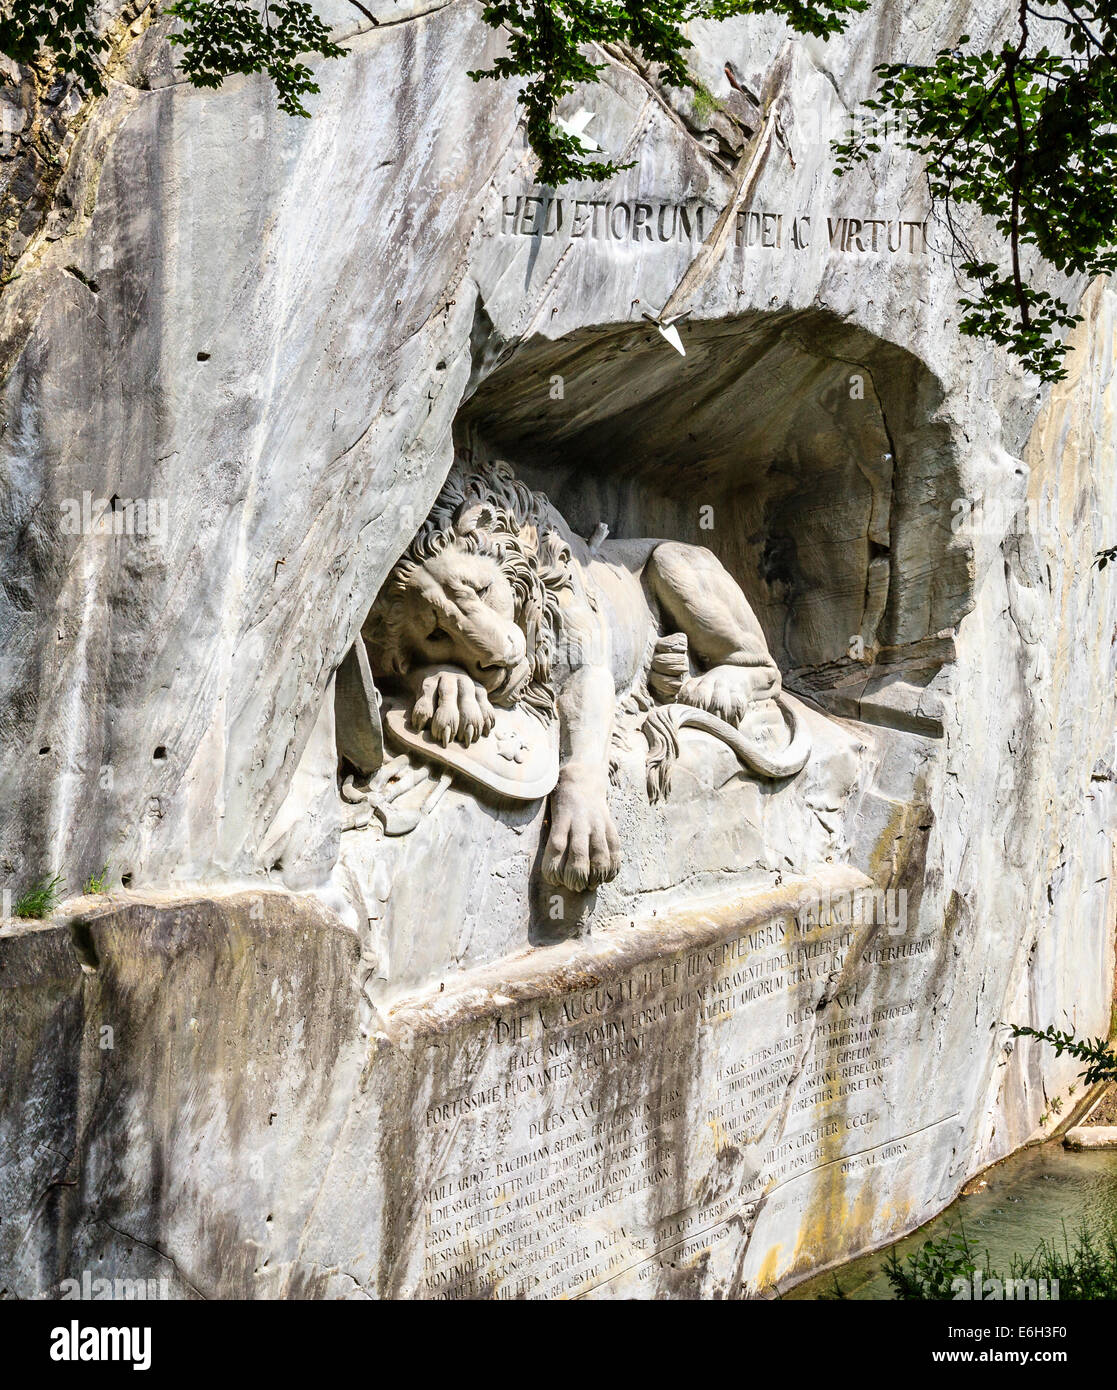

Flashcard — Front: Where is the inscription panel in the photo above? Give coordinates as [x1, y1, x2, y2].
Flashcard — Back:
[495, 190, 930, 259]
[382, 870, 950, 1299]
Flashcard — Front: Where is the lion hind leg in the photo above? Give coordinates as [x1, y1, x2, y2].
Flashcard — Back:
[646, 541, 778, 681]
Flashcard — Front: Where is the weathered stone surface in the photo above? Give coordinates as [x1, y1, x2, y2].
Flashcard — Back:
[0, 893, 364, 1299]
[1064, 1127, 1117, 1151]
[0, 872, 1040, 1298]
[0, 0, 1115, 1299]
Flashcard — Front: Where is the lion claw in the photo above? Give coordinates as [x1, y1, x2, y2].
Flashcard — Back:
[412, 670, 495, 749]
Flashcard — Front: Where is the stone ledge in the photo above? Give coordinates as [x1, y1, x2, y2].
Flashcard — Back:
[1063, 1126, 1117, 1150]
[387, 864, 872, 1041]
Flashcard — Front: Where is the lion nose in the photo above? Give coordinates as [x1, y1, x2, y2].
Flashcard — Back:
[473, 629, 525, 676]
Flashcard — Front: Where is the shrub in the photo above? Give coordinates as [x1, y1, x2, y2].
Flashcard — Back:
[884, 1222, 1117, 1300]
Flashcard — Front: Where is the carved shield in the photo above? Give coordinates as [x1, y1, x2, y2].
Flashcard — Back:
[383, 700, 559, 802]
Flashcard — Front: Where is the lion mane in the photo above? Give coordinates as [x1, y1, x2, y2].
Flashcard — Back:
[364, 457, 573, 721]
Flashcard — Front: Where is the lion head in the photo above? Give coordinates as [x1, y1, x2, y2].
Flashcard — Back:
[363, 458, 572, 720]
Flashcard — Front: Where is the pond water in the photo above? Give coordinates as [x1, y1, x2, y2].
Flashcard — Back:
[785, 1142, 1117, 1299]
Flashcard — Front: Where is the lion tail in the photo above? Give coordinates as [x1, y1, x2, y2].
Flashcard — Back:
[643, 705, 682, 803]
[642, 696, 811, 802]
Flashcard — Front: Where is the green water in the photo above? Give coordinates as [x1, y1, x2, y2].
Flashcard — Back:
[785, 1143, 1117, 1299]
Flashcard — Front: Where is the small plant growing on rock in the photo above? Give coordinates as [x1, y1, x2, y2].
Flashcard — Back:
[83, 866, 110, 895]
[690, 79, 724, 125]
[13, 872, 65, 919]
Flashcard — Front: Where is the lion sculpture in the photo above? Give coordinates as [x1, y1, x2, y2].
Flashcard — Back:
[362, 457, 809, 892]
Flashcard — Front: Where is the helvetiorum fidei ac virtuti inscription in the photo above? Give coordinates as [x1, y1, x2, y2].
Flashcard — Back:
[497, 191, 930, 258]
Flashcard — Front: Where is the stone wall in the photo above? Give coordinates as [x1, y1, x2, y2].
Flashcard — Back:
[0, 0, 1115, 1298]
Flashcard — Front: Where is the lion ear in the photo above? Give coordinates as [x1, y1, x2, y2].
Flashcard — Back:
[539, 530, 572, 576]
[455, 502, 497, 536]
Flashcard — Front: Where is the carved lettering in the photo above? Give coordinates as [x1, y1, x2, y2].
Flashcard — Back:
[406, 886, 937, 1300]
[498, 190, 928, 259]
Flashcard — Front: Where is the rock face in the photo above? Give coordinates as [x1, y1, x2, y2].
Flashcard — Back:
[1, 0, 1115, 1299]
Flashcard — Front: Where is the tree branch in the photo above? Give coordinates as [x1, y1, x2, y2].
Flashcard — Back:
[1005, 1, 1032, 327]
[345, 0, 379, 25]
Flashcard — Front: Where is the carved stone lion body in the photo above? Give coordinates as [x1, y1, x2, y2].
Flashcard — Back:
[364, 457, 808, 891]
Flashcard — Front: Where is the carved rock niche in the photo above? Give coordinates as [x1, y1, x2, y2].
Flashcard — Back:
[335, 310, 968, 998]
[461, 308, 971, 721]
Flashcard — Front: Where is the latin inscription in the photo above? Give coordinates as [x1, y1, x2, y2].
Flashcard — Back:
[410, 897, 935, 1299]
[497, 192, 930, 258]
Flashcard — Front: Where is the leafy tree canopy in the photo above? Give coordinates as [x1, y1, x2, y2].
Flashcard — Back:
[1, 0, 110, 91]
[836, 3, 1117, 378]
[165, 0, 345, 117]
[0, 0, 346, 116]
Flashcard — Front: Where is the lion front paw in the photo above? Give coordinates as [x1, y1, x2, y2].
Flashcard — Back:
[677, 664, 779, 727]
[410, 670, 496, 747]
[542, 771, 622, 892]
